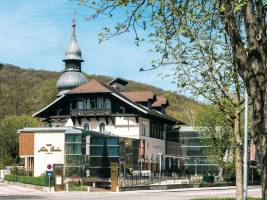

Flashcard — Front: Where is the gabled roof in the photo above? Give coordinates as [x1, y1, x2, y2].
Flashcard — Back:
[32, 95, 65, 117]
[33, 78, 181, 125]
[121, 91, 156, 103]
[67, 79, 111, 94]
[152, 96, 169, 108]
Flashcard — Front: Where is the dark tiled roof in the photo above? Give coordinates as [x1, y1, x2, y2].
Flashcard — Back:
[152, 96, 169, 108]
[67, 79, 111, 94]
[35, 78, 182, 125]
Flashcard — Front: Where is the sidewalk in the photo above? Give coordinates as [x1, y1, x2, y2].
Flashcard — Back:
[125, 185, 261, 193]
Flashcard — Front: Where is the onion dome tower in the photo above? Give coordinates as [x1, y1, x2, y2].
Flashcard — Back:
[56, 16, 88, 96]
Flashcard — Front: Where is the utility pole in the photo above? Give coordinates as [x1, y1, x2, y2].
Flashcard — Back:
[243, 91, 248, 200]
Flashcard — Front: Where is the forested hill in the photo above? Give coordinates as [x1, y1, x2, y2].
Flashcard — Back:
[0, 63, 203, 125]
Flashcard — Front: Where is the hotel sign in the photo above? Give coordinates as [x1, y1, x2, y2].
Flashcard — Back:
[38, 144, 62, 154]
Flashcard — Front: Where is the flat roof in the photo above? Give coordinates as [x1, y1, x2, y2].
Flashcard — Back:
[18, 127, 76, 133]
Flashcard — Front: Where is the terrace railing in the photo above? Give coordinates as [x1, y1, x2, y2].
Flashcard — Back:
[70, 108, 112, 116]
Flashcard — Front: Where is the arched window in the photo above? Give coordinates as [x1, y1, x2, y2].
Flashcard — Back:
[99, 123, 106, 133]
[83, 123, 90, 131]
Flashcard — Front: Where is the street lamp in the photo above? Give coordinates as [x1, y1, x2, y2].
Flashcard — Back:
[194, 158, 198, 176]
[158, 153, 163, 178]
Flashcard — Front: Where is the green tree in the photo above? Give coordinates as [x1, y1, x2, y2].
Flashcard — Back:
[0, 115, 40, 168]
[76, 1, 267, 198]
[195, 105, 234, 181]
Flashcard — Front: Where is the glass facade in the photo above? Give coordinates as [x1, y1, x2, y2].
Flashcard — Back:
[179, 128, 218, 175]
[64, 130, 139, 179]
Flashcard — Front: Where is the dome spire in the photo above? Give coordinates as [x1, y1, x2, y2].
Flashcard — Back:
[63, 11, 84, 63]
[56, 13, 88, 96]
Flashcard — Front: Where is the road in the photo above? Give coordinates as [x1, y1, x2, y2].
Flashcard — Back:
[0, 182, 261, 200]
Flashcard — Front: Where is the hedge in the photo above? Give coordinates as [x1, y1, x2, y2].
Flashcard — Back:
[4, 174, 53, 187]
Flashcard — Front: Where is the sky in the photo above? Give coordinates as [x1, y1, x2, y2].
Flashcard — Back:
[0, 0, 177, 91]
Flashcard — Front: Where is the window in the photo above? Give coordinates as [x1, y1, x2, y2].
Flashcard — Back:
[66, 144, 82, 154]
[66, 135, 82, 143]
[65, 134, 82, 155]
[99, 123, 106, 133]
[86, 98, 91, 109]
[83, 123, 90, 130]
[141, 120, 147, 136]
[90, 99, 96, 108]
[105, 99, 111, 109]
[97, 98, 104, 109]
[77, 99, 83, 109]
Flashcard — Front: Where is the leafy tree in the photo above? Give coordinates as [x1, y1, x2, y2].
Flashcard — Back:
[75, 0, 267, 198]
[0, 115, 40, 168]
[195, 105, 234, 181]
[164, 91, 201, 125]
[76, 0, 248, 198]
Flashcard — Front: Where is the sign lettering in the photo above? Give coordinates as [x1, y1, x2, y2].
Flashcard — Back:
[38, 144, 62, 154]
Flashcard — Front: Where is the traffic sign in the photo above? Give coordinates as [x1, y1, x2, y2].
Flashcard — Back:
[47, 164, 52, 170]
[46, 171, 53, 177]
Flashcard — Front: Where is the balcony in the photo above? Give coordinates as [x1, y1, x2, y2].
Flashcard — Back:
[70, 108, 112, 116]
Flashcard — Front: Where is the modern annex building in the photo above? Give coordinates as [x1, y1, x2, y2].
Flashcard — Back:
[18, 18, 186, 181]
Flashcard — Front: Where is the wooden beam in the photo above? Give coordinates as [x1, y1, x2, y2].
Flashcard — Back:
[111, 117, 115, 125]
[105, 117, 109, 125]
[71, 117, 76, 126]
[135, 116, 139, 123]
[77, 117, 81, 126]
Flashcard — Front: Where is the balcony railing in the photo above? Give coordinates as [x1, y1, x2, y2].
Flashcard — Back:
[70, 108, 112, 116]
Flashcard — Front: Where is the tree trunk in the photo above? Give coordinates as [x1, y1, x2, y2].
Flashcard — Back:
[260, 90, 267, 199]
[218, 166, 224, 182]
[261, 145, 267, 199]
[234, 112, 243, 200]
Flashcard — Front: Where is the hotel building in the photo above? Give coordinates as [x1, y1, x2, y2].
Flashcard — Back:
[18, 18, 185, 180]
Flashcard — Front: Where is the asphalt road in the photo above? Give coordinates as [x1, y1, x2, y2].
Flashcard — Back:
[0, 182, 261, 200]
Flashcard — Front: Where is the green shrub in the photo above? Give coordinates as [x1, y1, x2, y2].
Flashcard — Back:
[4, 174, 53, 186]
[203, 174, 215, 183]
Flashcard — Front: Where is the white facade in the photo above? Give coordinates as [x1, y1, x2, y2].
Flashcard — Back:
[34, 132, 65, 176]
[67, 116, 167, 164]
[72, 116, 151, 139]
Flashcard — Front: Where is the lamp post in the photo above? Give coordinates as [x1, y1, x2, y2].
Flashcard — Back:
[194, 159, 198, 176]
[158, 153, 163, 178]
[243, 91, 248, 200]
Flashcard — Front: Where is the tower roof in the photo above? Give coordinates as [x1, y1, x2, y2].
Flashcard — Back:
[63, 16, 83, 62]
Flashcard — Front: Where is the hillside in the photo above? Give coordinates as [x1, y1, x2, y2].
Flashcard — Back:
[0, 63, 203, 125]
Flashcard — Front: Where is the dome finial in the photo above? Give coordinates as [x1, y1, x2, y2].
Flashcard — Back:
[63, 11, 83, 62]
[72, 11, 76, 32]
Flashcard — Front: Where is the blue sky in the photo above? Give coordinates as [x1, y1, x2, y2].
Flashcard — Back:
[0, 0, 177, 91]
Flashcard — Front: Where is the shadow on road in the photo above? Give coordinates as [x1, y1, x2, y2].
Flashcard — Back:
[0, 195, 44, 199]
